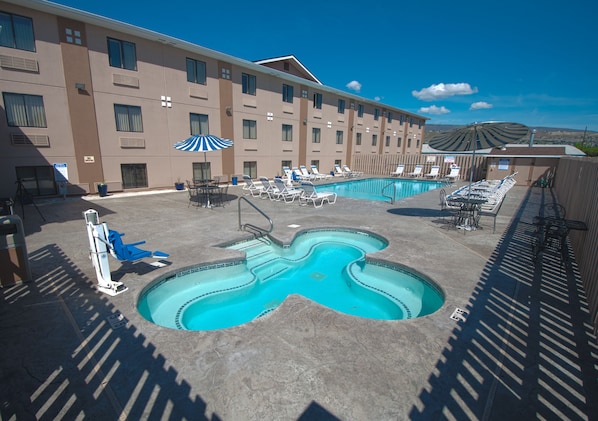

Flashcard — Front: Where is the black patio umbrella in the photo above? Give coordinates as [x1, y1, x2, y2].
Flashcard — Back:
[428, 121, 529, 196]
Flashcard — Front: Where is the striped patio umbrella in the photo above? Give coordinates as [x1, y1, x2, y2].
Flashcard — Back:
[428, 121, 528, 196]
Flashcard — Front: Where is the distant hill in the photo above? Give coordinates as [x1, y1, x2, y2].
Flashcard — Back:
[424, 124, 598, 146]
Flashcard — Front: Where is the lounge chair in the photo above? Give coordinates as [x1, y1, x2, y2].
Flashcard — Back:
[343, 165, 362, 177]
[334, 165, 348, 177]
[445, 166, 460, 182]
[299, 182, 337, 208]
[273, 178, 303, 203]
[310, 165, 332, 179]
[292, 166, 310, 181]
[407, 165, 423, 177]
[242, 175, 264, 197]
[281, 166, 295, 185]
[258, 176, 275, 199]
[390, 164, 405, 177]
[425, 165, 440, 179]
[108, 230, 169, 261]
[299, 165, 317, 180]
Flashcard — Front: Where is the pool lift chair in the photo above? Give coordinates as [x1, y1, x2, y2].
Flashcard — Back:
[83, 209, 169, 296]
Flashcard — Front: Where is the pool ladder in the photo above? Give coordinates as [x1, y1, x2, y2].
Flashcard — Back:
[382, 182, 397, 204]
[237, 197, 274, 237]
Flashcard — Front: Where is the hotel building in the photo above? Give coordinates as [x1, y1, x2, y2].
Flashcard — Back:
[0, 0, 427, 197]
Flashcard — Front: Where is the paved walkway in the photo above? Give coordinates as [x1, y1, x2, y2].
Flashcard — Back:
[1, 182, 596, 420]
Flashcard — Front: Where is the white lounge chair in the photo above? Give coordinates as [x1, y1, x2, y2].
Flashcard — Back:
[310, 165, 332, 179]
[242, 175, 264, 197]
[282, 166, 297, 185]
[273, 178, 303, 203]
[445, 166, 460, 182]
[258, 176, 276, 199]
[299, 182, 337, 208]
[343, 165, 362, 177]
[407, 165, 423, 177]
[391, 164, 405, 177]
[334, 165, 349, 177]
[299, 165, 316, 180]
[292, 167, 310, 181]
[425, 166, 440, 179]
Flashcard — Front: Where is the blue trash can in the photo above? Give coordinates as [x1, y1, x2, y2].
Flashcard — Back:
[232, 176, 238, 185]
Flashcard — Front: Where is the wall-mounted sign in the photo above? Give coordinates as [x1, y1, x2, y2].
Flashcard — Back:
[498, 158, 510, 171]
[444, 156, 455, 163]
[84, 156, 95, 163]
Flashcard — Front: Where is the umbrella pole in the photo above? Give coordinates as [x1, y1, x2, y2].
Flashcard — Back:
[467, 127, 477, 199]
[204, 151, 211, 208]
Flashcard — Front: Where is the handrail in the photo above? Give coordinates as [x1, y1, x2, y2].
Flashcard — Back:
[238, 197, 274, 235]
[381, 181, 396, 204]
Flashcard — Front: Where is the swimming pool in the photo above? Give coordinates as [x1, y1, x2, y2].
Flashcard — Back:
[324, 178, 444, 202]
[138, 229, 444, 331]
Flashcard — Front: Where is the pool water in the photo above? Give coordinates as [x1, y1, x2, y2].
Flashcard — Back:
[325, 178, 444, 202]
[138, 230, 444, 330]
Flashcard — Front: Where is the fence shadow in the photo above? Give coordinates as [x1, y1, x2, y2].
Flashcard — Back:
[409, 188, 598, 419]
[0, 243, 218, 420]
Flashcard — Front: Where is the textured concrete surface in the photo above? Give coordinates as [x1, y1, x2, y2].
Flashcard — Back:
[1, 180, 597, 420]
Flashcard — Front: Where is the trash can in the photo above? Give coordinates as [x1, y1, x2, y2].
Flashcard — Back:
[0, 215, 31, 286]
[232, 176, 238, 186]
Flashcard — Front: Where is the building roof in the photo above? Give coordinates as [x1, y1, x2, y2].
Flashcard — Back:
[422, 143, 586, 157]
[10, 0, 426, 121]
[254, 55, 322, 85]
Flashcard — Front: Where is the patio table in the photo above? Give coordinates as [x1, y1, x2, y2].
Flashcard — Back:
[449, 196, 488, 231]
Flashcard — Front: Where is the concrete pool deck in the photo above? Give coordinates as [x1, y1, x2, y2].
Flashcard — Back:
[1, 180, 597, 420]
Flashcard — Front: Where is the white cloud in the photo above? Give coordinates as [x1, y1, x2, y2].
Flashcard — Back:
[470, 101, 493, 110]
[418, 105, 451, 115]
[346, 80, 362, 93]
[412, 83, 478, 101]
[374, 96, 382, 102]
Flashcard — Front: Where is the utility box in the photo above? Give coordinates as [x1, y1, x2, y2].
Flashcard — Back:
[0, 215, 31, 286]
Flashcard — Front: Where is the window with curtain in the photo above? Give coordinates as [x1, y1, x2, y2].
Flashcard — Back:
[312, 127, 321, 143]
[0, 12, 35, 51]
[242, 73, 256, 95]
[282, 124, 293, 141]
[336, 130, 343, 145]
[108, 37, 137, 70]
[243, 161, 257, 179]
[186, 58, 206, 84]
[190, 113, 209, 134]
[337, 99, 345, 114]
[243, 120, 257, 139]
[282, 84, 293, 103]
[313, 93, 322, 109]
[388, 112, 393, 123]
[357, 104, 364, 118]
[356, 132, 362, 146]
[193, 162, 211, 181]
[114, 104, 143, 132]
[372, 134, 377, 146]
[3, 93, 47, 127]
[385, 136, 390, 147]
[374, 108, 380, 121]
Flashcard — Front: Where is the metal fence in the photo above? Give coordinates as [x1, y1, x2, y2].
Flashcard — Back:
[553, 157, 598, 334]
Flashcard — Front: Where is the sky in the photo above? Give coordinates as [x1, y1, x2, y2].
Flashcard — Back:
[48, 0, 598, 132]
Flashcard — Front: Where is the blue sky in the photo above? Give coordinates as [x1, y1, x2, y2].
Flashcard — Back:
[49, 0, 597, 131]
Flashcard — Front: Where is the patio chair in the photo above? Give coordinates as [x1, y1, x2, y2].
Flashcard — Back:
[242, 175, 265, 197]
[445, 166, 460, 182]
[108, 230, 169, 261]
[273, 178, 303, 203]
[282, 166, 298, 185]
[299, 165, 316, 180]
[334, 165, 348, 177]
[292, 167, 311, 181]
[425, 165, 440, 179]
[390, 164, 405, 177]
[343, 165, 362, 177]
[439, 189, 461, 225]
[258, 176, 276, 199]
[299, 182, 337, 208]
[311, 165, 332, 179]
[407, 165, 423, 177]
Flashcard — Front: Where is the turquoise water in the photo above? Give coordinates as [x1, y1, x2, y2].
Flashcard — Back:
[324, 178, 444, 201]
[138, 230, 444, 330]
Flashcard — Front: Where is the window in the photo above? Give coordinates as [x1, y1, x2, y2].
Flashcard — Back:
[313, 92, 322, 109]
[186, 58, 206, 84]
[190, 113, 209, 135]
[312, 127, 321, 143]
[281, 161, 292, 174]
[374, 108, 380, 121]
[108, 37, 136, 70]
[244, 161, 257, 179]
[336, 130, 343, 145]
[334, 159, 342, 167]
[397, 137, 402, 147]
[0, 12, 35, 51]
[65, 28, 81, 45]
[15, 166, 55, 196]
[3, 93, 47, 127]
[301, 89, 308, 98]
[356, 132, 362, 146]
[385, 136, 390, 147]
[388, 112, 393, 123]
[282, 124, 293, 141]
[408, 138, 412, 148]
[121, 163, 147, 189]
[372, 134, 377, 146]
[418, 119, 422, 129]
[243, 119, 257, 139]
[282, 84, 293, 103]
[416, 138, 420, 147]
[311, 160, 320, 169]
[242, 73, 256, 95]
[337, 99, 345, 114]
[409, 117, 413, 127]
[357, 104, 364, 118]
[114, 104, 143, 132]
[193, 162, 211, 181]
[400, 115, 404, 125]
[221, 67, 230, 79]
